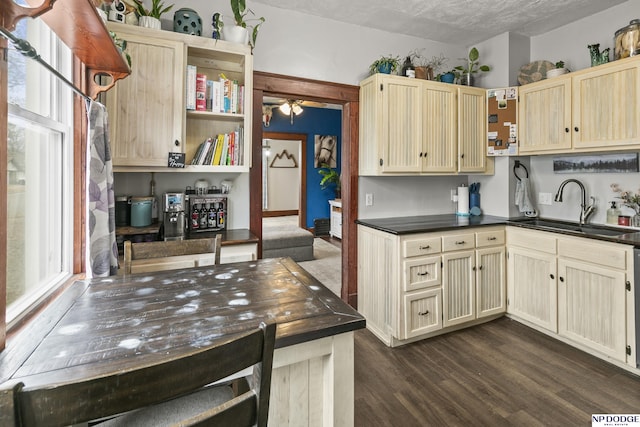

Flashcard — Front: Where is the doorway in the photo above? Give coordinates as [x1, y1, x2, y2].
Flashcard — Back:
[262, 132, 307, 229]
[251, 72, 359, 306]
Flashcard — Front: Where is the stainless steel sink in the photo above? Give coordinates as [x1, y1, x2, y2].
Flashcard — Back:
[514, 219, 631, 237]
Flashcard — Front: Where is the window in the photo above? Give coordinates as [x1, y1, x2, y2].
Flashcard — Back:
[6, 18, 74, 325]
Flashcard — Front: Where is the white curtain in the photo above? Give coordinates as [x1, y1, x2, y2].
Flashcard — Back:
[87, 101, 118, 277]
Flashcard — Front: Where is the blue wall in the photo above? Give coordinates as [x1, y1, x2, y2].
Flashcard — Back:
[263, 106, 341, 229]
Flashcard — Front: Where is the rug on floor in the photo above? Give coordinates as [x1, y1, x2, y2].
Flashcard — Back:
[298, 238, 341, 297]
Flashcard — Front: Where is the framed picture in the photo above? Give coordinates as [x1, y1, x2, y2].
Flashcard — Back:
[553, 153, 639, 173]
[314, 135, 337, 168]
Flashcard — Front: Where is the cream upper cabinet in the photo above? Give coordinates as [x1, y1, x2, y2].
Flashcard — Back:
[106, 22, 253, 172]
[572, 59, 640, 149]
[422, 82, 457, 172]
[458, 86, 487, 172]
[106, 30, 185, 167]
[518, 56, 640, 155]
[359, 74, 489, 175]
[518, 77, 572, 154]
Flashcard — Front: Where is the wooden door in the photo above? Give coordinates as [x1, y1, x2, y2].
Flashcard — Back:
[476, 246, 506, 318]
[557, 258, 627, 361]
[442, 250, 475, 327]
[572, 59, 640, 149]
[457, 86, 487, 172]
[106, 30, 185, 167]
[421, 82, 457, 172]
[518, 77, 572, 154]
[506, 246, 558, 332]
[380, 77, 422, 173]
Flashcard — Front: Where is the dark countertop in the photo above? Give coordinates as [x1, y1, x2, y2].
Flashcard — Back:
[356, 214, 640, 247]
[187, 228, 259, 246]
[355, 214, 509, 235]
[0, 258, 364, 386]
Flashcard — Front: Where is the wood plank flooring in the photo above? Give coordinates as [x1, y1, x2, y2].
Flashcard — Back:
[354, 317, 640, 426]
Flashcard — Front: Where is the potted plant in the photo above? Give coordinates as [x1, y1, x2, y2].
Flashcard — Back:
[318, 164, 341, 199]
[546, 60, 569, 78]
[408, 50, 447, 80]
[222, 0, 265, 49]
[368, 54, 400, 75]
[133, 0, 173, 29]
[454, 47, 490, 86]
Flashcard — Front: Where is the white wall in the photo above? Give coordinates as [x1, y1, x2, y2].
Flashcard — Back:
[263, 139, 301, 211]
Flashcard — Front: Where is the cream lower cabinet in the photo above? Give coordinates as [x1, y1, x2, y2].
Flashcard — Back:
[507, 226, 635, 367]
[358, 225, 505, 347]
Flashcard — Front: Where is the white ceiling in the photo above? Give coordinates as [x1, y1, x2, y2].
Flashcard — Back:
[252, 0, 626, 45]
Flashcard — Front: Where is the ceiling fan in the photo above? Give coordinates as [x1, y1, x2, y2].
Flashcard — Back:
[265, 98, 327, 125]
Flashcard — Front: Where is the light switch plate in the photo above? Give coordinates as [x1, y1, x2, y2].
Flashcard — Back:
[365, 193, 373, 206]
[539, 192, 553, 205]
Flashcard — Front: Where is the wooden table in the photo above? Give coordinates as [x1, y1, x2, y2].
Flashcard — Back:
[0, 258, 365, 426]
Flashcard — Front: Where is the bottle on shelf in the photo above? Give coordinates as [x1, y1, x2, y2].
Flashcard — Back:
[216, 202, 225, 228]
[191, 203, 200, 229]
[208, 203, 217, 228]
[401, 56, 415, 78]
[607, 201, 621, 225]
[199, 203, 208, 229]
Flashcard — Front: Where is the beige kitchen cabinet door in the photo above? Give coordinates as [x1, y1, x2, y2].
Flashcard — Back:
[457, 86, 487, 172]
[381, 77, 422, 173]
[518, 76, 572, 154]
[557, 258, 627, 362]
[572, 59, 640, 149]
[106, 30, 185, 167]
[442, 250, 475, 327]
[476, 246, 506, 318]
[403, 288, 442, 339]
[421, 82, 457, 172]
[506, 246, 558, 332]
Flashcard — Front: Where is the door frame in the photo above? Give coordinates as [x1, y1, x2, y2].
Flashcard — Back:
[262, 132, 307, 229]
[252, 72, 359, 307]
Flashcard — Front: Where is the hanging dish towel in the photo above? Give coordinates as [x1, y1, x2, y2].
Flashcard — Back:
[515, 176, 538, 217]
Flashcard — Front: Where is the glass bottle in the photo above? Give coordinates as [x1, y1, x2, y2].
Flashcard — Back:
[401, 56, 415, 78]
[199, 203, 208, 229]
[208, 203, 217, 228]
[216, 202, 225, 228]
[191, 203, 200, 229]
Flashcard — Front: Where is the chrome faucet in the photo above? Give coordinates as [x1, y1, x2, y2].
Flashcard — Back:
[554, 179, 596, 225]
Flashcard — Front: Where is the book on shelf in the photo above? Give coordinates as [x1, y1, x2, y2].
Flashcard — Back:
[196, 73, 207, 111]
[190, 129, 244, 166]
[186, 65, 197, 110]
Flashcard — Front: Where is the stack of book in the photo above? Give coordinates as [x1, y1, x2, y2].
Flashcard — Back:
[190, 129, 244, 166]
[186, 65, 244, 113]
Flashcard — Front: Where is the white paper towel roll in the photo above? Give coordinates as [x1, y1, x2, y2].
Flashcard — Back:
[457, 185, 470, 216]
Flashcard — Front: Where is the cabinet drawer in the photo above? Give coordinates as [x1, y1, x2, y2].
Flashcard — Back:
[442, 233, 475, 252]
[403, 255, 441, 292]
[403, 288, 442, 339]
[476, 229, 505, 247]
[403, 237, 441, 258]
[507, 227, 556, 254]
[558, 238, 628, 270]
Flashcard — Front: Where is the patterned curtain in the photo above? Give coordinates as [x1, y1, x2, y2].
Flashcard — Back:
[87, 101, 118, 277]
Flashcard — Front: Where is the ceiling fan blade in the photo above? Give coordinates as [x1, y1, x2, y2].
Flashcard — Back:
[300, 100, 327, 108]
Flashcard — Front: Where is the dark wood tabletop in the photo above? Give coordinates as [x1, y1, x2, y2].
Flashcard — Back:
[0, 258, 364, 388]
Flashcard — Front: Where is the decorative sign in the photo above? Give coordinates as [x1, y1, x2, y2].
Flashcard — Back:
[553, 153, 639, 174]
[168, 152, 186, 168]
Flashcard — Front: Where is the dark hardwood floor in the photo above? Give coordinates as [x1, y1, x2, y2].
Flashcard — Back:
[354, 317, 640, 426]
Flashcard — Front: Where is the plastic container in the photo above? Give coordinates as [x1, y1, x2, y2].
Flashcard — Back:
[130, 196, 154, 227]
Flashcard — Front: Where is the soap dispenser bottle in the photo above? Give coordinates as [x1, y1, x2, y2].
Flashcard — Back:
[607, 201, 621, 224]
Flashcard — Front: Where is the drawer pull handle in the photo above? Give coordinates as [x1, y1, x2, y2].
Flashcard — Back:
[418, 310, 430, 316]
[488, 236, 497, 241]
[417, 271, 429, 276]
[455, 240, 466, 245]
[419, 245, 431, 250]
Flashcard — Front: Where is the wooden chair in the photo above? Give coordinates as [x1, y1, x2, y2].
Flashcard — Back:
[1, 322, 276, 427]
[123, 234, 222, 274]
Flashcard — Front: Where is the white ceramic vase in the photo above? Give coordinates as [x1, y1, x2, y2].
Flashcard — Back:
[138, 16, 161, 30]
[223, 25, 249, 45]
